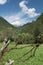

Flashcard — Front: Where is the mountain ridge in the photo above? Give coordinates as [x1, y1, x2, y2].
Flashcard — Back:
[21, 13, 43, 34]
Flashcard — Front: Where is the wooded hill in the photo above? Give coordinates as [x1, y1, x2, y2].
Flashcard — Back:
[21, 13, 43, 34]
[0, 13, 43, 42]
[0, 17, 18, 41]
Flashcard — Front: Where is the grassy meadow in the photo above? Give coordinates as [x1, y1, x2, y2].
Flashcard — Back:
[0, 42, 43, 65]
[0, 1, 43, 65]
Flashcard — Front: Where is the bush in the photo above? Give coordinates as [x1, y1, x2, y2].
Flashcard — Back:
[15, 33, 33, 44]
[33, 27, 40, 43]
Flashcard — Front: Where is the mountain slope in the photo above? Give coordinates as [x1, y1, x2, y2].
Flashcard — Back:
[0, 17, 17, 30]
[21, 13, 43, 34]
[0, 17, 18, 40]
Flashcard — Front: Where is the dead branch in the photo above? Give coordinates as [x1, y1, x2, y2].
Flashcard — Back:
[5, 59, 14, 65]
[0, 39, 10, 61]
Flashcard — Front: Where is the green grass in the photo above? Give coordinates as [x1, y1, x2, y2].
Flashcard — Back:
[0, 43, 43, 65]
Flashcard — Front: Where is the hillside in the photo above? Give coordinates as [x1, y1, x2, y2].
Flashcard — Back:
[0, 17, 18, 41]
[21, 13, 43, 34]
[0, 17, 17, 30]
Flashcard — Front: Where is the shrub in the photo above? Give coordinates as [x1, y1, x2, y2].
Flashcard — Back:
[15, 33, 33, 44]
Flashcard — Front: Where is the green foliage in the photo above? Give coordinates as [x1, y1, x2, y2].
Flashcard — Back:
[33, 27, 40, 43]
[0, 17, 18, 42]
[34, 27, 40, 37]
[38, 34, 43, 43]
[15, 33, 33, 44]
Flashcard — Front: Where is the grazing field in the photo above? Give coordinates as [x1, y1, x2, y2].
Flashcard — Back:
[0, 43, 43, 65]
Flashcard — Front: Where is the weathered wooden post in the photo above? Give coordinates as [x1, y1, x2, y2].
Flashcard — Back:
[3, 38, 9, 52]
[0, 38, 10, 61]
[5, 59, 14, 65]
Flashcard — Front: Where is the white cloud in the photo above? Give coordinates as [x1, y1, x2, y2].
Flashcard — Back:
[4, 15, 20, 23]
[19, 1, 40, 18]
[3, 0, 40, 27]
[0, 0, 7, 4]
[11, 21, 24, 27]
[4, 15, 24, 26]
[8, 15, 20, 21]
[4, 15, 30, 27]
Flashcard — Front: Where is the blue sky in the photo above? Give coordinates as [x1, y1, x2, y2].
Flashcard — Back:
[0, 0, 43, 26]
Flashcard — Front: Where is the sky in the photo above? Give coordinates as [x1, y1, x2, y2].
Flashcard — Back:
[0, 0, 43, 27]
